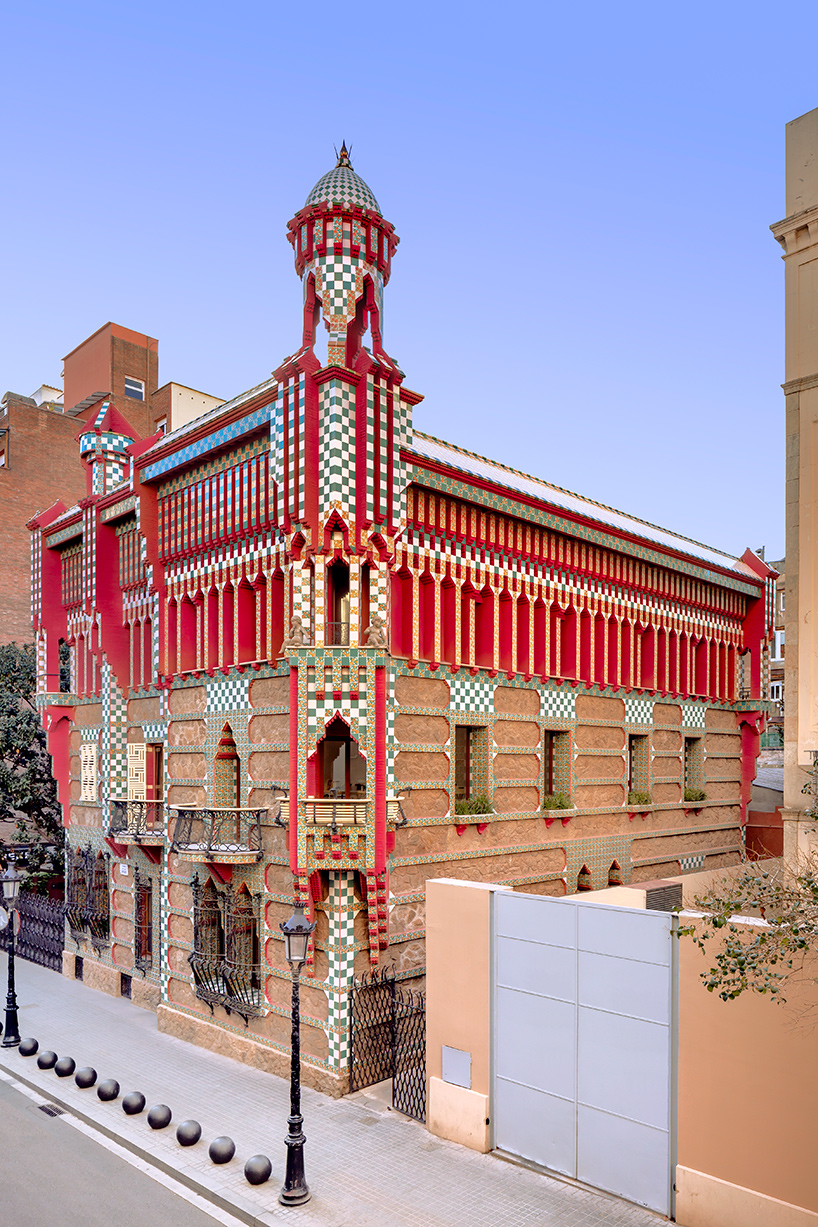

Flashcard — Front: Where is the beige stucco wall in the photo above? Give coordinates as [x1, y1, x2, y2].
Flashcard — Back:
[426, 870, 817, 1223]
[425, 878, 507, 1151]
[773, 108, 818, 858]
[677, 916, 818, 1223]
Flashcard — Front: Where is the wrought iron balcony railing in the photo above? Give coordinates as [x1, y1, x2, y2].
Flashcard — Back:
[170, 807, 264, 861]
[188, 952, 265, 1022]
[326, 621, 350, 646]
[109, 800, 165, 841]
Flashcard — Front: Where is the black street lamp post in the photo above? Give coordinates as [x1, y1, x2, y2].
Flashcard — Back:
[278, 900, 316, 1207]
[1, 854, 24, 1049]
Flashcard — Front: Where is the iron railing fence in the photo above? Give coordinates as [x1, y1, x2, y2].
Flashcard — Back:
[348, 970, 427, 1122]
[0, 892, 64, 972]
[170, 807, 264, 859]
[393, 988, 427, 1122]
[109, 799, 165, 839]
[349, 970, 397, 1091]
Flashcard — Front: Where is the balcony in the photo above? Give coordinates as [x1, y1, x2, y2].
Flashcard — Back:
[170, 807, 264, 863]
[303, 797, 368, 826]
[109, 800, 165, 845]
[326, 621, 350, 646]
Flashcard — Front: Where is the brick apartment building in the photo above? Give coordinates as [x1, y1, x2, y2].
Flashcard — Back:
[1, 323, 220, 645]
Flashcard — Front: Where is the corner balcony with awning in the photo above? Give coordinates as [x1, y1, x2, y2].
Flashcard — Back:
[169, 807, 265, 864]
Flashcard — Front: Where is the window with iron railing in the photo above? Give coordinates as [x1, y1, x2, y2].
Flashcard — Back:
[189, 877, 264, 1022]
[65, 846, 110, 946]
[134, 869, 153, 972]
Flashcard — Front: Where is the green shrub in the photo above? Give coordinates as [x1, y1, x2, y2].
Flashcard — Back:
[454, 794, 492, 816]
[541, 792, 572, 811]
[627, 790, 652, 806]
[684, 787, 707, 803]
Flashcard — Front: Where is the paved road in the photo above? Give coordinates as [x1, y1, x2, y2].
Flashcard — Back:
[0, 1077, 232, 1227]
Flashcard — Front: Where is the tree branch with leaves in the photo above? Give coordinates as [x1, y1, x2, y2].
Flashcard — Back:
[679, 855, 818, 1004]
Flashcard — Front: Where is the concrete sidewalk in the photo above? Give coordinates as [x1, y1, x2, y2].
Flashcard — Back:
[0, 954, 663, 1227]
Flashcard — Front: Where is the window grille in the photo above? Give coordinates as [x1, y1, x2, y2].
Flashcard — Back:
[66, 846, 110, 947]
[134, 869, 153, 973]
[189, 877, 263, 1023]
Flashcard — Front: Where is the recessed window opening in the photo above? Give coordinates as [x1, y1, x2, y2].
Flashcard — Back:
[628, 734, 650, 799]
[454, 725, 488, 805]
[327, 559, 350, 646]
[684, 737, 702, 792]
[320, 718, 366, 798]
[124, 376, 145, 401]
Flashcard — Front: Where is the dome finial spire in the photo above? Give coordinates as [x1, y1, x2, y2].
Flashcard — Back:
[335, 140, 352, 168]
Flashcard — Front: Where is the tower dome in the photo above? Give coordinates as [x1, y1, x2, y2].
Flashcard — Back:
[304, 143, 380, 214]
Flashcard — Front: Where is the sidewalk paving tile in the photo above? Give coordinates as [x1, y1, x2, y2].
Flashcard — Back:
[0, 955, 665, 1227]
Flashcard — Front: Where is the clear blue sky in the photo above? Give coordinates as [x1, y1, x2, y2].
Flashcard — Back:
[2, 0, 814, 562]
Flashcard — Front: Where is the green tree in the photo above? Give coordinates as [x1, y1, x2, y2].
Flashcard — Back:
[0, 642, 64, 891]
[679, 857, 818, 1004]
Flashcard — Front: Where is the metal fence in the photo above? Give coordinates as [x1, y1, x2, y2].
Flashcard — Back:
[348, 970, 426, 1122]
[0, 892, 64, 972]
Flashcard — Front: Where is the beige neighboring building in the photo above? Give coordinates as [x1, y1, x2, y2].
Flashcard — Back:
[771, 108, 818, 860]
[149, 382, 224, 436]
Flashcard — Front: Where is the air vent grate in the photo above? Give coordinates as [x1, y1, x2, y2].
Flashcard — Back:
[645, 883, 683, 912]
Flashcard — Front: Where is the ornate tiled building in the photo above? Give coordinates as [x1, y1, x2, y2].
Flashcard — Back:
[30, 147, 775, 1093]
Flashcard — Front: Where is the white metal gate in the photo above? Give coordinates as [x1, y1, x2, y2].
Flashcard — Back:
[493, 892, 676, 1216]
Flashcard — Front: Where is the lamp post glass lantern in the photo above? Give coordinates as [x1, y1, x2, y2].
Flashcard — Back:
[278, 902, 316, 1207]
[1, 854, 24, 1048]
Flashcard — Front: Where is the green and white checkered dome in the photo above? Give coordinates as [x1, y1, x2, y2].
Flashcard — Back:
[304, 144, 381, 214]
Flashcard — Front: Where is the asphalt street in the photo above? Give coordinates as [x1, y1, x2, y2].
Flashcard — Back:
[0, 1077, 233, 1227]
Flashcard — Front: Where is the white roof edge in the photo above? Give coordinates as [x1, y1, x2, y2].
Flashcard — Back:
[408, 430, 748, 574]
[139, 375, 278, 459]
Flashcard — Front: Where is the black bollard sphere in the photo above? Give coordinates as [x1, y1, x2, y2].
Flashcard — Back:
[208, 1136, 235, 1164]
[176, 1120, 202, 1147]
[244, 1154, 272, 1186]
[75, 1067, 97, 1089]
[18, 1038, 38, 1057]
[122, 1092, 146, 1116]
[97, 1079, 120, 1102]
[147, 1104, 172, 1130]
[55, 1057, 76, 1078]
[37, 1051, 58, 1070]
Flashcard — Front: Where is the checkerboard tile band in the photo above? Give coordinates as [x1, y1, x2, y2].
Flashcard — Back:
[679, 854, 705, 872]
[324, 871, 357, 1071]
[680, 702, 707, 729]
[206, 675, 250, 712]
[540, 688, 576, 720]
[447, 672, 494, 713]
[625, 696, 654, 725]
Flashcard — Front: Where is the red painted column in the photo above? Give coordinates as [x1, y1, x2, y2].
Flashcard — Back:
[374, 665, 387, 874]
